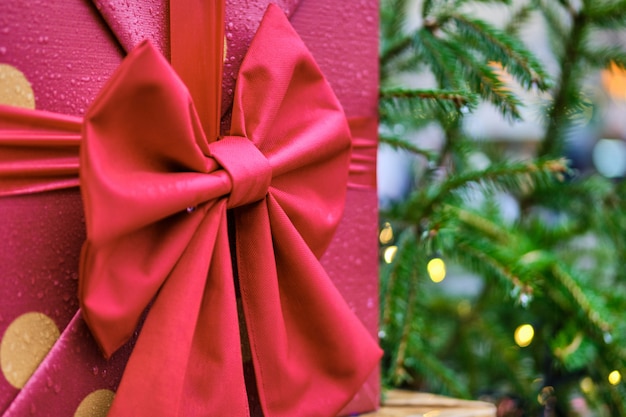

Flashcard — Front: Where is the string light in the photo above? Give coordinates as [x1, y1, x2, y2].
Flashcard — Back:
[537, 386, 554, 406]
[457, 300, 471, 317]
[514, 324, 534, 347]
[379, 222, 394, 245]
[383, 246, 398, 264]
[580, 377, 594, 394]
[427, 258, 446, 283]
[608, 370, 621, 386]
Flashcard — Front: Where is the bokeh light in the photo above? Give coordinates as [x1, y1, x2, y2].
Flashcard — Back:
[427, 258, 446, 283]
[580, 376, 594, 394]
[379, 222, 394, 244]
[608, 370, 621, 386]
[383, 246, 398, 264]
[514, 323, 534, 347]
[593, 138, 626, 178]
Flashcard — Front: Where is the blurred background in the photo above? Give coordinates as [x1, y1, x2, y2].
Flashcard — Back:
[377, 0, 626, 415]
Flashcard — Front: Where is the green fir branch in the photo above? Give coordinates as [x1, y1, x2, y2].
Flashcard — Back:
[380, 88, 478, 127]
[534, 0, 571, 57]
[411, 28, 461, 89]
[390, 267, 421, 385]
[380, 228, 419, 330]
[381, 0, 410, 40]
[454, 240, 522, 290]
[550, 264, 612, 334]
[581, 45, 626, 69]
[445, 13, 551, 90]
[585, 1, 626, 29]
[443, 39, 524, 119]
[404, 333, 472, 398]
[505, 3, 536, 35]
[401, 158, 569, 223]
[539, 10, 588, 156]
[380, 87, 478, 106]
[380, 0, 412, 66]
[379, 134, 438, 161]
[422, 0, 436, 19]
[444, 204, 514, 244]
[379, 0, 626, 413]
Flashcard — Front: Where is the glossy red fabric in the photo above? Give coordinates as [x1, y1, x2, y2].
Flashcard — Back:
[79, 5, 381, 417]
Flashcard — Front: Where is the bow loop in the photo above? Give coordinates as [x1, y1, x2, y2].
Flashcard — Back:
[82, 41, 224, 245]
[80, 41, 232, 358]
[231, 5, 352, 257]
[209, 136, 271, 208]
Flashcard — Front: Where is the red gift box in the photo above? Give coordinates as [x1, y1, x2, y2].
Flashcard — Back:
[0, 0, 380, 415]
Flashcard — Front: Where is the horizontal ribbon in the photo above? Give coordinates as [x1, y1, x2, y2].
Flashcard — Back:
[0, 108, 376, 196]
[348, 116, 378, 190]
[0, 106, 81, 196]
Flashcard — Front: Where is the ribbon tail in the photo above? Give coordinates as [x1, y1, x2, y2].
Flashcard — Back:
[107, 201, 249, 417]
[236, 196, 382, 417]
[0, 105, 82, 196]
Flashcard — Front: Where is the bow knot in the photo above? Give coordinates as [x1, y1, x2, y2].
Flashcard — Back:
[209, 136, 271, 208]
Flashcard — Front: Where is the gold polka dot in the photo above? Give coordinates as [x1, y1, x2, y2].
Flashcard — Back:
[0, 312, 60, 389]
[0, 64, 35, 109]
[74, 389, 115, 417]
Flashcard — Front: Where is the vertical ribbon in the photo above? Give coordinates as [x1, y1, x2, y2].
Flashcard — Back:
[170, 0, 224, 141]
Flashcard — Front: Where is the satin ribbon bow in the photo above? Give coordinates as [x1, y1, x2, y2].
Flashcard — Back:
[79, 5, 381, 417]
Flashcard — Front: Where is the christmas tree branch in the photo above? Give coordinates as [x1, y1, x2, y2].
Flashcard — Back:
[538, 7, 586, 157]
[380, 88, 479, 122]
[379, 134, 437, 160]
[550, 264, 611, 334]
[446, 13, 551, 90]
[391, 267, 420, 385]
[400, 158, 568, 224]
[412, 28, 460, 89]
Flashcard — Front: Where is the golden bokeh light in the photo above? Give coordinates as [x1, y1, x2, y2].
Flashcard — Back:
[379, 222, 394, 245]
[580, 376, 594, 394]
[383, 246, 398, 264]
[457, 300, 472, 317]
[514, 323, 534, 348]
[608, 370, 622, 386]
[427, 258, 446, 283]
